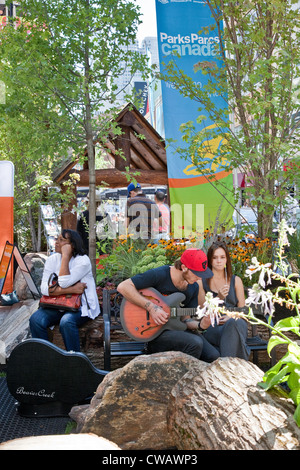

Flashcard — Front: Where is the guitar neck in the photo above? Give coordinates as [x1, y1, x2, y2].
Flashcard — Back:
[170, 307, 197, 318]
[170, 305, 264, 319]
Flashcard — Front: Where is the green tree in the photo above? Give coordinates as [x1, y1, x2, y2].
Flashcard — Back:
[160, 0, 300, 239]
[0, 42, 73, 251]
[1, 0, 148, 275]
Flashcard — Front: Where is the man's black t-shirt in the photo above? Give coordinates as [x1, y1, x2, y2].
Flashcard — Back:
[131, 265, 199, 308]
[126, 192, 161, 239]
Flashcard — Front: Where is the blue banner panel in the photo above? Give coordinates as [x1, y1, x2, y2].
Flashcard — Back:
[155, 0, 234, 234]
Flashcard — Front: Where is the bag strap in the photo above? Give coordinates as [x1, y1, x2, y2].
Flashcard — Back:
[83, 290, 91, 311]
[48, 273, 58, 293]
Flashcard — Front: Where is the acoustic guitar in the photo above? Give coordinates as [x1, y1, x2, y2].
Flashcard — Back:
[120, 287, 200, 342]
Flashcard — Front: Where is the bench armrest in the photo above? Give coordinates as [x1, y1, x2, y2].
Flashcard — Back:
[102, 288, 113, 370]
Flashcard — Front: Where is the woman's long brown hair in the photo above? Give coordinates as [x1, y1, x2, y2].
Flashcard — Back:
[207, 241, 232, 287]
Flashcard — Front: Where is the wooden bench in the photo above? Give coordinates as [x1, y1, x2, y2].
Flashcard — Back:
[102, 288, 276, 371]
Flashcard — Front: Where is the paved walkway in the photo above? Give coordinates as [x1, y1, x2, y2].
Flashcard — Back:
[0, 377, 72, 444]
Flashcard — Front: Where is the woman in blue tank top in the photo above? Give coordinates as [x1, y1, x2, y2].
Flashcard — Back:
[198, 241, 250, 361]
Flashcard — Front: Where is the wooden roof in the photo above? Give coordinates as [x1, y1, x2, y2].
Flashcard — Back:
[54, 103, 168, 189]
[102, 103, 167, 172]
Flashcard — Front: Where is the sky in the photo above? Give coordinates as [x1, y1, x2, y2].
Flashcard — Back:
[135, 0, 158, 43]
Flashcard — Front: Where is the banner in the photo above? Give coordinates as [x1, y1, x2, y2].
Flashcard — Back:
[134, 82, 148, 117]
[155, 0, 234, 237]
[0, 161, 14, 292]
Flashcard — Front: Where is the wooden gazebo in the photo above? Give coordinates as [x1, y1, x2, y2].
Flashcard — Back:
[53, 103, 168, 228]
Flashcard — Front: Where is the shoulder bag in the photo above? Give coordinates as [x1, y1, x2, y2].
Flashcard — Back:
[39, 273, 83, 312]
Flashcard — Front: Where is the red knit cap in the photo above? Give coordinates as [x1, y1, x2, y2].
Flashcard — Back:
[180, 249, 213, 279]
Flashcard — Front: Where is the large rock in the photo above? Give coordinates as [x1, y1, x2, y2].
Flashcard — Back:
[14, 253, 47, 300]
[0, 299, 39, 361]
[167, 357, 300, 450]
[0, 433, 120, 450]
[70, 351, 206, 450]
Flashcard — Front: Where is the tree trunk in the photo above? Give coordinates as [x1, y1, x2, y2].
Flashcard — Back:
[37, 205, 41, 252]
[87, 133, 96, 278]
[84, 35, 96, 279]
[254, 171, 275, 239]
[27, 204, 37, 252]
[167, 357, 300, 450]
[257, 207, 274, 239]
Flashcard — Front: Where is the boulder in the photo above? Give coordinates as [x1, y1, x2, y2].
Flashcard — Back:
[14, 253, 47, 300]
[167, 357, 300, 450]
[70, 351, 207, 450]
[0, 299, 39, 360]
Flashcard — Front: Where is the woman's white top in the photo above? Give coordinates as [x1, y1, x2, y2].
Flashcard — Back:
[40, 253, 100, 319]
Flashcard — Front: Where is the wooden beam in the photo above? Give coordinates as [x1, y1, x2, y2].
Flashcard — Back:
[71, 168, 168, 187]
[130, 149, 153, 170]
[130, 130, 167, 170]
[114, 124, 131, 171]
[121, 108, 164, 149]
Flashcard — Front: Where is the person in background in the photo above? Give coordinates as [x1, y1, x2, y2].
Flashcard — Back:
[126, 182, 161, 241]
[29, 229, 100, 352]
[154, 190, 170, 240]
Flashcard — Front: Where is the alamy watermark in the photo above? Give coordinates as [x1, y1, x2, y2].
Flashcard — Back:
[97, 201, 205, 243]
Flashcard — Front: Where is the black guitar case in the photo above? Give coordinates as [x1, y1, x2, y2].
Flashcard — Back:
[6, 338, 108, 417]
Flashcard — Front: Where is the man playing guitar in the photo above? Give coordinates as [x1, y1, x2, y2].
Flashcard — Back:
[118, 248, 221, 362]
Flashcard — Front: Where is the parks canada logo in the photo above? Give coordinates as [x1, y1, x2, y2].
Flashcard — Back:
[159, 31, 219, 57]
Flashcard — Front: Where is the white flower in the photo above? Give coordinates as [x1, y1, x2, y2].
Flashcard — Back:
[258, 264, 272, 288]
[279, 218, 296, 236]
[196, 291, 224, 327]
[245, 257, 272, 288]
[246, 284, 274, 316]
[246, 283, 262, 307]
[278, 219, 296, 248]
[245, 257, 260, 278]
